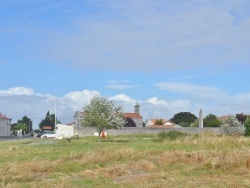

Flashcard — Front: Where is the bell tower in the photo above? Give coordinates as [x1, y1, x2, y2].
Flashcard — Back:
[134, 102, 140, 114]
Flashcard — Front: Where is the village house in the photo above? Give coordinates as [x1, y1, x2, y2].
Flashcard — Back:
[145, 118, 178, 128]
[124, 102, 143, 127]
[0, 113, 11, 137]
[73, 111, 84, 127]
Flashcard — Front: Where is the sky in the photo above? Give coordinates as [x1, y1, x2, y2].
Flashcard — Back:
[1, 0, 250, 129]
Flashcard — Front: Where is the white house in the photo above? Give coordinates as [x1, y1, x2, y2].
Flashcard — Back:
[0, 113, 11, 137]
[73, 111, 84, 127]
[145, 118, 176, 127]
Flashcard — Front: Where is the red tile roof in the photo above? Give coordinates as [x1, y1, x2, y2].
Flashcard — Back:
[67, 122, 75, 126]
[124, 113, 143, 119]
[43, 126, 53, 130]
[218, 115, 228, 121]
[0, 113, 9, 120]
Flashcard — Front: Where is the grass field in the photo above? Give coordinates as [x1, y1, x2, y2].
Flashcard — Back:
[0, 131, 250, 188]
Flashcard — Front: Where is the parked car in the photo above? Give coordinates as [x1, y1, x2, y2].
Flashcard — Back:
[41, 131, 56, 139]
[30, 132, 34, 136]
[36, 131, 47, 138]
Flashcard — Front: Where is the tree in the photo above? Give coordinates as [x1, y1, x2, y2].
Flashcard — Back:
[236, 113, 247, 124]
[81, 96, 126, 140]
[244, 116, 250, 136]
[190, 119, 199, 127]
[220, 115, 245, 136]
[39, 111, 60, 130]
[170, 112, 197, 126]
[155, 119, 164, 125]
[12, 123, 28, 131]
[203, 114, 221, 127]
[124, 117, 136, 127]
[11, 115, 33, 133]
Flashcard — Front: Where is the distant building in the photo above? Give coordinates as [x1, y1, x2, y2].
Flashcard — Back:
[218, 115, 228, 122]
[42, 126, 53, 131]
[124, 103, 143, 127]
[0, 113, 11, 137]
[73, 111, 84, 127]
[145, 118, 176, 127]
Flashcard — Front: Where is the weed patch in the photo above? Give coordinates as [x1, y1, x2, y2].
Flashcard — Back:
[157, 130, 189, 141]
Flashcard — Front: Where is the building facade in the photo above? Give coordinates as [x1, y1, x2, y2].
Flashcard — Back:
[0, 113, 11, 137]
[73, 111, 84, 127]
[124, 103, 143, 127]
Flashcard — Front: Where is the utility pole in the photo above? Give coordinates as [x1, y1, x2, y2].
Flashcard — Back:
[55, 100, 57, 129]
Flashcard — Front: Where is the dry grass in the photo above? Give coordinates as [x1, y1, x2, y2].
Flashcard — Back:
[0, 133, 250, 187]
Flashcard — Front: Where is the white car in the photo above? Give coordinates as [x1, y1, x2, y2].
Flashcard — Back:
[41, 131, 55, 139]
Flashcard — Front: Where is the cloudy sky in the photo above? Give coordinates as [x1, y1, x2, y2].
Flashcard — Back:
[1, 0, 250, 128]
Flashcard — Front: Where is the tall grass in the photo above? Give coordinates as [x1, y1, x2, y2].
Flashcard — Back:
[0, 132, 249, 187]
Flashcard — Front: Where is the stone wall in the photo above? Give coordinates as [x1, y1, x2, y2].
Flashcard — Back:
[74, 126, 220, 137]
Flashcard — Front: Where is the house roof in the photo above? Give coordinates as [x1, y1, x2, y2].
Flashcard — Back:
[43, 126, 53, 130]
[74, 111, 84, 118]
[0, 113, 10, 120]
[67, 122, 75, 126]
[124, 113, 143, 119]
[218, 115, 228, 121]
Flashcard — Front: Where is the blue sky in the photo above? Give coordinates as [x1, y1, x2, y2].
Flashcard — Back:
[1, 0, 250, 128]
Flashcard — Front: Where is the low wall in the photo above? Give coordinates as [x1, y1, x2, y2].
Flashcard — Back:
[74, 126, 220, 137]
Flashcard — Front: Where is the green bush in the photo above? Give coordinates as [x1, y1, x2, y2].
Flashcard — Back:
[179, 122, 190, 127]
[244, 116, 250, 136]
[158, 131, 188, 141]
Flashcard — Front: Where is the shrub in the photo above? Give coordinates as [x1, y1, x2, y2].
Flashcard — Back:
[155, 119, 164, 125]
[158, 131, 188, 141]
[203, 114, 221, 127]
[220, 115, 245, 136]
[179, 122, 190, 127]
[190, 119, 199, 127]
[244, 116, 250, 136]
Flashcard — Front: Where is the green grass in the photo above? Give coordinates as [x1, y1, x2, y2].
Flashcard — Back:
[0, 132, 250, 187]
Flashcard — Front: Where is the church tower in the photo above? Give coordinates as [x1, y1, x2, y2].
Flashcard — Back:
[134, 102, 140, 114]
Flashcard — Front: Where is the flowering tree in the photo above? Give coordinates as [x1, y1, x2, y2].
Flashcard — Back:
[81, 96, 126, 140]
[220, 115, 245, 136]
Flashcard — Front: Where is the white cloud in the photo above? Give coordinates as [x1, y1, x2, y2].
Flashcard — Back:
[0, 87, 34, 96]
[104, 79, 140, 90]
[62, 89, 100, 111]
[109, 94, 136, 103]
[146, 97, 168, 106]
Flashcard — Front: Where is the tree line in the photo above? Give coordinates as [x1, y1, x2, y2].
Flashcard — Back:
[11, 111, 60, 133]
